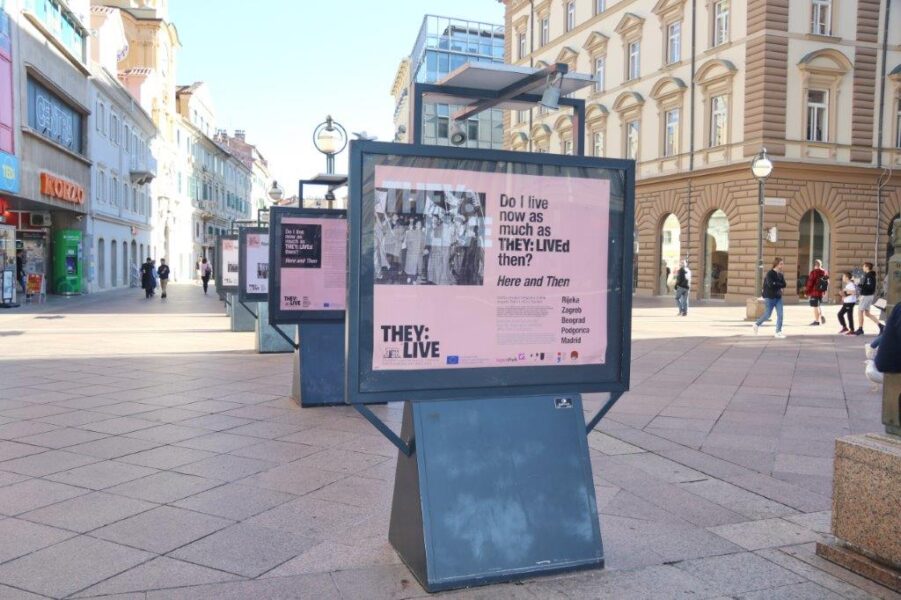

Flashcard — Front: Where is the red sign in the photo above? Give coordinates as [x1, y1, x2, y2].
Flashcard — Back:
[25, 273, 42, 295]
[40, 172, 84, 204]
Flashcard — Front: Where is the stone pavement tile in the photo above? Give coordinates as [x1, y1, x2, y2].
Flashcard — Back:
[173, 454, 276, 482]
[783, 511, 831, 534]
[92, 505, 233, 554]
[0, 471, 28, 488]
[307, 475, 393, 510]
[223, 420, 307, 440]
[784, 406, 848, 420]
[35, 409, 114, 427]
[66, 435, 160, 459]
[0, 517, 76, 563]
[16, 427, 109, 451]
[180, 399, 245, 414]
[125, 424, 209, 444]
[361, 459, 400, 482]
[658, 406, 726, 421]
[291, 447, 390, 475]
[595, 425, 683, 452]
[80, 416, 159, 435]
[675, 551, 805, 595]
[220, 391, 284, 405]
[526, 564, 718, 600]
[0, 441, 45, 462]
[330, 563, 427, 600]
[173, 482, 295, 520]
[755, 546, 886, 600]
[737, 582, 846, 599]
[136, 407, 206, 423]
[614, 453, 708, 484]
[643, 426, 709, 448]
[770, 472, 834, 498]
[221, 405, 295, 421]
[612, 515, 744, 563]
[727, 473, 831, 513]
[264, 540, 401, 578]
[773, 454, 833, 477]
[20, 491, 157, 533]
[117, 445, 217, 470]
[46, 460, 158, 490]
[0, 584, 45, 599]
[247, 496, 371, 539]
[0, 420, 59, 440]
[143, 572, 340, 600]
[278, 427, 361, 448]
[171, 522, 317, 577]
[73, 556, 242, 598]
[707, 518, 821, 551]
[105, 471, 222, 504]
[646, 416, 717, 433]
[0, 478, 88, 515]
[0, 403, 72, 419]
[177, 414, 255, 432]
[92, 402, 158, 417]
[587, 431, 644, 456]
[57, 395, 127, 410]
[0, 449, 100, 476]
[174, 432, 260, 453]
[0, 535, 152, 598]
[776, 437, 837, 458]
[702, 446, 776, 473]
[230, 440, 320, 463]
[676, 479, 798, 520]
[601, 490, 687, 523]
[242, 462, 346, 496]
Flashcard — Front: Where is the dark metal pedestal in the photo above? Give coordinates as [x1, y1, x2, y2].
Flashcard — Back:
[297, 319, 345, 407]
[389, 395, 603, 592]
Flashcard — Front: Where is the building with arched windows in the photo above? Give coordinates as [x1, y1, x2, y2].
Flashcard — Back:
[502, 0, 901, 301]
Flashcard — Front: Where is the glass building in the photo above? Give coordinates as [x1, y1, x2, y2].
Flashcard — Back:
[409, 15, 505, 148]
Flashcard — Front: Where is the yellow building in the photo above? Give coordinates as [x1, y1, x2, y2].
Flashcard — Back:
[503, 0, 901, 301]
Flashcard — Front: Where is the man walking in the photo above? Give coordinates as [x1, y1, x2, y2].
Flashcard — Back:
[15, 249, 25, 295]
[855, 262, 881, 335]
[140, 258, 154, 299]
[804, 259, 828, 326]
[674, 259, 691, 316]
[157, 259, 170, 299]
[753, 257, 787, 338]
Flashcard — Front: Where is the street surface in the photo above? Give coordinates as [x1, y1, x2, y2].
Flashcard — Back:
[0, 285, 895, 599]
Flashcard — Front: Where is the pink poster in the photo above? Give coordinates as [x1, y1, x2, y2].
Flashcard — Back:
[371, 165, 609, 371]
[221, 238, 239, 288]
[278, 217, 347, 311]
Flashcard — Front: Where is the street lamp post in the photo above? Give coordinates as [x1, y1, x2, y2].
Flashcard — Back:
[268, 180, 284, 205]
[313, 115, 348, 176]
[751, 148, 773, 297]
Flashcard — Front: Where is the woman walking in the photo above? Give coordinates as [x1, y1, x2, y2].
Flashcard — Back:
[200, 257, 212, 295]
[752, 257, 787, 338]
[837, 271, 858, 335]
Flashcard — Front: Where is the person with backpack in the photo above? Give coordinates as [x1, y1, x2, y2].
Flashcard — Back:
[752, 257, 787, 338]
[673, 259, 691, 316]
[805, 259, 828, 326]
[837, 271, 858, 335]
[157, 259, 170, 299]
[200, 257, 212, 295]
[855, 262, 881, 335]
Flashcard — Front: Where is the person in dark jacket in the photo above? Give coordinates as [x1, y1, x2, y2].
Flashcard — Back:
[674, 259, 691, 316]
[753, 257, 787, 338]
[855, 262, 881, 335]
[15, 250, 25, 294]
[140, 258, 154, 299]
[157, 259, 170, 299]
[875, 303, 901, 374]
[200, 257, 212, 294]
[804, 259, 827, 326]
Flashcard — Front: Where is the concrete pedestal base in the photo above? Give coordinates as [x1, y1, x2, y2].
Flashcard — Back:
[745, 297, 765, 321]
[255, 303, 296, 353]
[816, 433, 901, 592]
[228, 294, 256, 332]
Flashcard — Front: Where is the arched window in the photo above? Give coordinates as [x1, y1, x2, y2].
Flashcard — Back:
[658, 214, 681, 295]
[110, 240, 118, 287]
[97, 238, 106, 289]
[703, 210, 729, 299]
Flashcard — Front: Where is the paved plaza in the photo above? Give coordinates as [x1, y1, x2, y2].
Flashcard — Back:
[0, 285, 895, 599]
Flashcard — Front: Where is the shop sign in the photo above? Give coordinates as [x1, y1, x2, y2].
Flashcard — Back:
[0, 152, 18, 194]
[39, 172, 84, 204]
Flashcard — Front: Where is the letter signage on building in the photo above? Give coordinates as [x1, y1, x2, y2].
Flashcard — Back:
[40, 172, 84, 204]
[346, 141, 634, 403]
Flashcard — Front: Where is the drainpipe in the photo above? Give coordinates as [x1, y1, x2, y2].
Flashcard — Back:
[875, 0, 892, 271]
[688, 0, 697, 285]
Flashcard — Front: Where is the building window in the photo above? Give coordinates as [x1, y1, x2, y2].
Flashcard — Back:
[110, 114, 118, 144]
[627, 42, 640, 80]
[713, 1, 729, 46]
[540, 17, 549, 46]
[595, 0, 606, 14]
[592, 131, 604, 156]
[896, 99, 901, 148]
[111, 176, 117, 206]
[97, 170, 104, 202]
[664, 109, 679, 156]
[518, 33, 526, 60]
[566, 1, 576, 32]
[468, 118, 479, 142]
[436, 104, 449, 139]
[594, 56, 605, 92]
[626, 120, 639, 159]
[26, 77, 84, 153]
[811, 0, 831, 36]
[25, 0, 86, 62]
[710, 95, 727, 147]
[806, 89, 828, 142]
[124, 125, 130, 152]
[667, 21, 681, 64]
[563, 139, 573, 155]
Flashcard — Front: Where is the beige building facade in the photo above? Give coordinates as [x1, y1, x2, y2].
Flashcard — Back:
[503, 0, 901, 302]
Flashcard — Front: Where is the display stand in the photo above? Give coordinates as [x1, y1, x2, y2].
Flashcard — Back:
[296, 319, 344, 406]
[388, 395, 602, 592]
[254, 302, 296, 354]
[229, 294, 255, 332]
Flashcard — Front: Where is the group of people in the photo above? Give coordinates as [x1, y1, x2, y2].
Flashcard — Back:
[752, 258, 884, 339]
[139, 258, 170, 299]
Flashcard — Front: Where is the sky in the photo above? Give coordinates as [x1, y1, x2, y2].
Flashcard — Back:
[169, 0, 505, 197]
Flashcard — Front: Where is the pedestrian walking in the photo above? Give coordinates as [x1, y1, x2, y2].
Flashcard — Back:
[157, 259, 170, 299]
[837, 271, 857, 334]
[855, 262, 881, 335]
[674, 259, 691, 316]
[140, 258, 154, 299]
[150, 260, 158, 297]
[753, 257, 787, 338]
[200, 258, 212, 295]
[15, 249, 26, 294]
[804, 259, 828, 326]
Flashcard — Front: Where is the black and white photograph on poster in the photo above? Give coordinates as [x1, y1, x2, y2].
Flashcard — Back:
[373, 187, 485, 286]
[227, 263, 239, 273]
[257, 263, 269, 279]
[283, 224, 322, 268]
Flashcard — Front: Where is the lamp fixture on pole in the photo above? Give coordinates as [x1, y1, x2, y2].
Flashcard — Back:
[539, 73, 564, 111]
[750, 148, 773, 296]
[313, 115, 348, 175]
[268, 181, 284, 204]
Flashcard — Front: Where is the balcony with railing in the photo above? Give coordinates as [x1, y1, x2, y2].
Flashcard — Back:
[130, 154, 157, 185]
